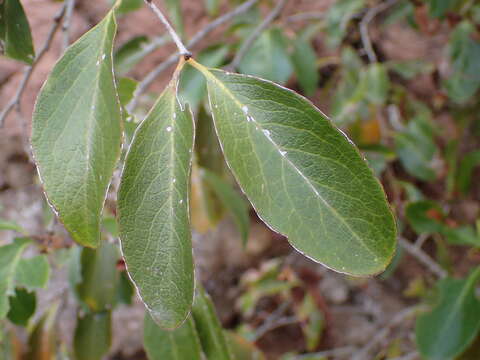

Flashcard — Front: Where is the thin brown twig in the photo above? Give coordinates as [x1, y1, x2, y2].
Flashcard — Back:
[399, 237, 448, 279]
[143, 0, 190, 57]
[127, 0, 259, 112]
[353, 305, 421, 360]
[359, 0, 398, 63]
[228, 0, 289, 71]
[0, 3, 67, 128]
[62, 0, 76, 50]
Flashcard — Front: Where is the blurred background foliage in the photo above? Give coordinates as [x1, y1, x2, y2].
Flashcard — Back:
[1, 0, 480, 359]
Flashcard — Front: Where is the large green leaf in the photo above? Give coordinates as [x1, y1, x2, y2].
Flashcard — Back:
[191, 62, 396, 276]
[0, 238, 30, 318]
[118, 81, 195, 329]
[143, 313, 202, 360]
[31, 11, 122, 248]
[73, 311, 112, 360]
[0, 0, 35, 64]
[192, 286, 234, 360]
[416, 267, 480, 359]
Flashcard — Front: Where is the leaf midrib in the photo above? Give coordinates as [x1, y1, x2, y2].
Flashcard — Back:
[201, 68, 378, 258]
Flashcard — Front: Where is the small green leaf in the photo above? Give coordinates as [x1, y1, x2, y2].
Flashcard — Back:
[395, 115, 437, 181]
[192, 286, 234, 360]
[364, 63, 389, 105]
[117, 77, 138, 107]
[416, 267, 480, 359]
[239, 28, 293, 85]
[165, 0, 184, 38]
[0, 219, 24, 233]
[115, 0, 143, 14]
[31, 11, 122, 248]
[457, 150, 480, 194]
[116, 271, 134, 305]
[25, 303, 59, 360]
[0, 238, 30, 318]
[0, 0, 35, 64]
[191, 62, 396, 276]
[205, 0, 220, 16]
[226, 332, 266, 360]
[76, 241, 119, 311]
[118, 81, 195, 329]
[143, 312, 202, 360]
[325, 0, 364, 48]
[114, 35, 149, 75]
[73, 311, 112, 360]
[406, 200, 444, 234]
[7, 288, 36, 326]
[201, 169, 250, 245]
[15, 255, 51, 290]
[444, 21, 480, 104]
[291, 36, 318, 97]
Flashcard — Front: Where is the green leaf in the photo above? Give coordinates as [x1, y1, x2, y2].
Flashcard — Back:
[363, 63, 389, 105]
[325, 0, 364, 48]
[201, 169, 250, 245]
[76, 241, 119, 311]
[406, 200, 444, 234]
[25, 303, 59, 360]
[457, 150, 480, 194]
[143, 312, 202, 360]
[239, 27, 293, 85]
[394, 115, 437, 181]
[117, 77, 138, 107]
[116, 271, 134, 305]
[191, 108, 226, 232]
[73, 311, 112, 360]
[192, 286, 234, 360]
[226, 332, 266, 360]
[31, 11, 122, 248]
[387, 59, 434, 79]
[7, 288, 36, 326]
[205, 0, 220, 16]
[0, 0, 35, 64]
[444, 21, 480, 104]
[416, 267, 480, 359]
[179, 45, 229, 110]
[114, 35, 149, 75]
[115, 0, 143, 14]
[15, 255, 51, 290]
[191, 62, 396, 276]
[165, 0, 184, 38]
[428, 0, 458, 18]
[291, 36, 318, 97]
[118, 81, 195, 329]
[0, 238, 30, 318]
[0, 219, 24, 233]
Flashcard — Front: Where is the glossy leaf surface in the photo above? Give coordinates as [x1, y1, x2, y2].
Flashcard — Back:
[192, 63, 396, 276]
[143, 313, 202, 360]
[118, 82, 194, 329]
[0, 0, 35, 64]
[31, 11, 122, 248]
[416, 268, 480, 359]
